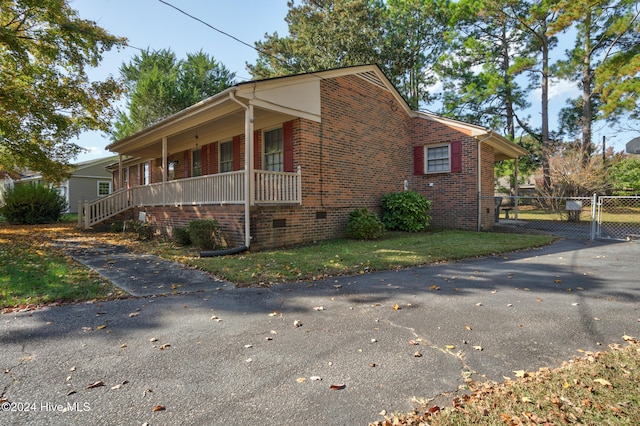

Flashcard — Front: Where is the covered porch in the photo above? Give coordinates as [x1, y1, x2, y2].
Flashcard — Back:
[79, 78, 321, 243]
[78, 168, 302, 230]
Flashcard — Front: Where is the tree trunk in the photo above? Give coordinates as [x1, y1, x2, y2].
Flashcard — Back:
[541, 25, 552, 192]
[581, 9, 593, 166]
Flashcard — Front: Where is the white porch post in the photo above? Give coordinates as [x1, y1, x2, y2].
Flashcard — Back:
[162, 136, 167, 206]
[248, 104, 255, 207]
[243, 104, 255, 247]
[118, 154, 123, 190]
[514, 157, 519, 219]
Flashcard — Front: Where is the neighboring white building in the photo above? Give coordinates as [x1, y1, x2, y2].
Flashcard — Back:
[7, 156, 117, 213]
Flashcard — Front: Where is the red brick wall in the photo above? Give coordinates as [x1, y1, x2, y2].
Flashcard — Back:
[138, 205, 245, 248]
[410, 118, 477, 229]
[107, 73, 501, 249]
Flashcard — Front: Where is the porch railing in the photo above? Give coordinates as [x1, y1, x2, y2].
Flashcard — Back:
[255, 167, 302, 204]
[79, 168, 302, 229]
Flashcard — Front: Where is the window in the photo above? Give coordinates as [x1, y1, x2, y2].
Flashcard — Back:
[219, 141, 233, 173]
[97, 181, 112, 196]
[414, 141, 461, 175]
[123, 168, 129, 188]
[168, 161, 175, 181]
[143, 162, 150, 185]
[192, 148, 203, 177]
[426, 145, 450, 173]
[264, 127, 283, 172]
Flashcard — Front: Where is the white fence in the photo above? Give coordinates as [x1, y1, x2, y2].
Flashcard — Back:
[79, 168, 302, 229]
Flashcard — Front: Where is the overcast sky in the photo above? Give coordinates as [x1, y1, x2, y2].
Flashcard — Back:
[70, 0, 635, 162]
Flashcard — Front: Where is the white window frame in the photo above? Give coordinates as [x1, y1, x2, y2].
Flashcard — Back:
[425, 143, 451, 173]
[263, 126, 284, 172]
[219, 140, 233, 173]
[123, 167, 129, 188]
[143, 162, 150, 185]
[97, 181, 112, 197]
[192, 148, 203, 177]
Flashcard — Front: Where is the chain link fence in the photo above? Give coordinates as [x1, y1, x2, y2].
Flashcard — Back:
[596, 196, 640, 241]
[489, 195, 595, 239]
[488, 195, 640, 241]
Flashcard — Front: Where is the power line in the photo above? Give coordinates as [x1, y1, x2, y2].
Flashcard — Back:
[157, 0, 302, 82]
[158, 0, 259, 54]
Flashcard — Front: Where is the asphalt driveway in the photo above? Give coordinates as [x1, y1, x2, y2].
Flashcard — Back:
[1, 238, 638, 425]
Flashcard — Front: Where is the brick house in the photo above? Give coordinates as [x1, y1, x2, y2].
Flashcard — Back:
[81, 65, 526, 251]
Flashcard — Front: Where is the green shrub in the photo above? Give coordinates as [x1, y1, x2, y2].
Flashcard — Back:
[381, 191, 431, 232]
[134, 222, 154, 240]
[346, 208, 384, 240]
[173, 227, 191, 246]
[110, 221, 124, 232]
[122, 219, 154, 240]
[0, 183, 67, 224]
[188, 219, 224, 250]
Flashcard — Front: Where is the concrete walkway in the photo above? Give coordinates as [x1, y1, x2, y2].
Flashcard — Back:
[1, 238, 638, 425]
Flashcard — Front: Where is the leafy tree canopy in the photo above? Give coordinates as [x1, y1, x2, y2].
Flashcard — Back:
[249, 0, 450, 110]
[0, 0, 127, 183]
[112, 49, 236, 140]
[608, 157, 640, 194]
[249, 0, 387, 78]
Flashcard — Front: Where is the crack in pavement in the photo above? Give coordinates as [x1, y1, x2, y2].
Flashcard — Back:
[1, 343, 33, 400]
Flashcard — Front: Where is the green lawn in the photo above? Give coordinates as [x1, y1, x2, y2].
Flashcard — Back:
[0, 223, 124, 310]
[183, 230, 555, 286]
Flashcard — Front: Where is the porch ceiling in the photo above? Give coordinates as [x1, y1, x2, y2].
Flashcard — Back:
[111, 101, 297, 158]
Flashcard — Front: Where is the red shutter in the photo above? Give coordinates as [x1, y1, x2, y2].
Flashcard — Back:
[210, 142, 217, 174]
[253, 130, 260, 169]
[201, 144, 208, 175]
[451, 140, 462, 173]
[183, 151, 190, 178]
[232, 136, 241, 171]
[413, 146, 424, 175]
[283, 121, 294, 172]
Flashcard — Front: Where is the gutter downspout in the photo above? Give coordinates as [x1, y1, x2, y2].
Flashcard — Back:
[477, 132, 494, 232]
[229, 91, 252, 249]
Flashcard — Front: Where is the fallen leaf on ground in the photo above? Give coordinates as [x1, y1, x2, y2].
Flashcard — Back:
[296, 377, 306, 383]
[414, 351, 422, 357]
[313, 306, 325, 311]
[111, 380, 128, 390]
[594, 378, 612, 387]
[465, 325, 472, 331]
[150, 337, 158, 342]
[310, 376, 322, 381]
[159, 343, 170, 350]
[268, 312, 279, 317]
[330, 384, 346, 390]
[473, 345, 483, 351]
[446, 344, 455, 350]
[513, 370, 528, 378]
[392, 304, 401, 310]
[96, 324, 107, 330]
[86, 380, 104, 389]
[153, 405, 165, 412]
[293, 320, 302, 327]
[129, 312, 139, 318]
